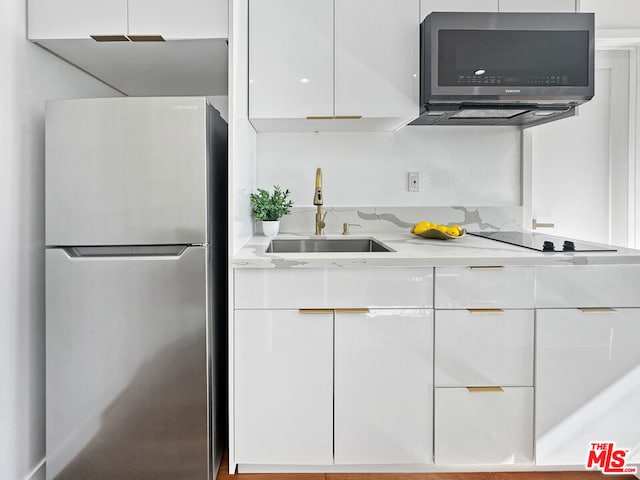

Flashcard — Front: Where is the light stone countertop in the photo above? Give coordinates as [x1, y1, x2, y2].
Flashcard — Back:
[232, 232, 640, 269]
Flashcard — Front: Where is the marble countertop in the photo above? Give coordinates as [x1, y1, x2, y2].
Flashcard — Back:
[232, 232, 640, 269]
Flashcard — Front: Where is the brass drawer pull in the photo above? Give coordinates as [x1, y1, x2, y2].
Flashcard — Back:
[467, 308, 505, 314]
[469, 266, 505, 270]
[299, 309, 333, 314]
[579, 307, 617, 313]
[334, 115, 362, 119]
[466, 386, 504, 393]
[335, 308, 370, 314]
[306, 116, 334, 120]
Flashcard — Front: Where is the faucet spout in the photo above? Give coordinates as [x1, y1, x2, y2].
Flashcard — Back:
[313, 168, 325, 235]
[313, 168, 323, 206]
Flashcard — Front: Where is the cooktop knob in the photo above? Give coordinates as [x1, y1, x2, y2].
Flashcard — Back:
[543, 240, 555, 252]
[563, 240, 576, 252]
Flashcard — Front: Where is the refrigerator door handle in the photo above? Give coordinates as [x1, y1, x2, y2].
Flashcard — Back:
[61, 245, 191, 258]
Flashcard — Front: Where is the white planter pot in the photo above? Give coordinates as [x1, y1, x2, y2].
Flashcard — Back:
[261, 220, 280, 237]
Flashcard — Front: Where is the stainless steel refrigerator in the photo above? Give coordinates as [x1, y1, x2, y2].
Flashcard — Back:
[44, 97, 227, 480]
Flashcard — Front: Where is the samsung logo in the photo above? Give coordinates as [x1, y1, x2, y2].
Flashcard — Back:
[505, 89, 521, 93]
[173, 105, 199, 110]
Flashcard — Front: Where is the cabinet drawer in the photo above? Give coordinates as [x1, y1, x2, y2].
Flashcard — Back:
[434, 387, 533, 465]
[234, 268, 433, 309]
[435, 309, 533, 387]
[435, 266, 534, 309]
[536, 265, 640, 308]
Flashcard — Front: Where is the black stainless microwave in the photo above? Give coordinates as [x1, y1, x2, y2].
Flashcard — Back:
[411, 12, 595, 127]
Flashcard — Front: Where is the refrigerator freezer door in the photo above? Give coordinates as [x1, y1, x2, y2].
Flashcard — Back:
[45, 97, 209, 246]
[45, 246, 210, 480]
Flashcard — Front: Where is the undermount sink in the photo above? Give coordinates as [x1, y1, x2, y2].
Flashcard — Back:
[266, 238, 394, 253]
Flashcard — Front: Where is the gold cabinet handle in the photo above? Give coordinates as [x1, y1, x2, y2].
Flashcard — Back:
[306, 116, 334, 120]
[467, 308, 505, 314]
[334, 115, 362, 119]
[469, 265, 505, 270]
[127, 35, 165, 42]
[578, 307, 617, 313]
[298, 309, 333, 314]
[532, 219, 555, 229]
[90, 34, 129, 42]
[335, 308, 370, 314]
[466, 386, 504, 393]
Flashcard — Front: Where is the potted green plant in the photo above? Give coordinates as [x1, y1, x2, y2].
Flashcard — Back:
[250, 185, 293, 237]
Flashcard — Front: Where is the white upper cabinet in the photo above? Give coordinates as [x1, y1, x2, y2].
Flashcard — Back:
[334, 0, 419, 120]
[580, 0, 640, 29]
[128, 0, 228, 39]
[249, 0, 334, 120]
[420, 0, 576, 21]
[420, 0, 498, 21]
[498, 0, 576, 12]
[27, 0, 228, 95]
[249, 0, 420, 132]
[29, 0, 227, 39]
[28, 0, 127, 39]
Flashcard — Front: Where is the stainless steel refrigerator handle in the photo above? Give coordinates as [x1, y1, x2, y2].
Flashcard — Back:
[62, 245, 190, 258]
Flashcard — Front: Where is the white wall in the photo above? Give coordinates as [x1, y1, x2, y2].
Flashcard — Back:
[256, 126, 521, 208]
[0, 2, 120, 479]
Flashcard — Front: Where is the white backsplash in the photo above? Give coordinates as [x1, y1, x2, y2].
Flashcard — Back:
[274, 206, 523, 235]
[256, 126, 522, 207]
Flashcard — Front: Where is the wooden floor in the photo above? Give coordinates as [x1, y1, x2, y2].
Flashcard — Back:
[217, 453, 637, 480]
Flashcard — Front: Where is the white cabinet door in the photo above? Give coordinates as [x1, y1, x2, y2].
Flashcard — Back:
[536, 308, 640, 465]
[249, 0, 334, 120]
[334, 0, 419, 121]
[128, 0, 228, 39]
[28, 0, 127, 39]
[234, 309, 334, 465]
[498, 0, 576, 12]
[334, 309, 433, 464]
[420, 0, 498, 21]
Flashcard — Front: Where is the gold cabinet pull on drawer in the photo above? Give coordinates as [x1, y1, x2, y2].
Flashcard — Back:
[335, 308, 370, 314]
[306, 116, 334, 120]
[579, 307, 617, 313]
[334, 115, 362, 120]
[299, 309, 333, 314]
[467, 308, 505, 314]
[466, 386, 504, 393]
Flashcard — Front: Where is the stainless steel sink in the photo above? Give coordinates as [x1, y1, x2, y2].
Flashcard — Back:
[266, 238, 394, 253]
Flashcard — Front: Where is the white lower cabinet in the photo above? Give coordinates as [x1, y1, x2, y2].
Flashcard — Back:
[536, 308, 640, 466]
[334, 309, 433, 464]
[435, 387, 534, 464]
[234, 309, 334, 465]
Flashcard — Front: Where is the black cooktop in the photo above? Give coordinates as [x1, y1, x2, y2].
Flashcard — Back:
[470, 231, 617, 253]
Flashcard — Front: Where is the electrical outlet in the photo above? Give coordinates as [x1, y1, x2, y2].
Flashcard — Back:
[408, 172, 420, 192]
